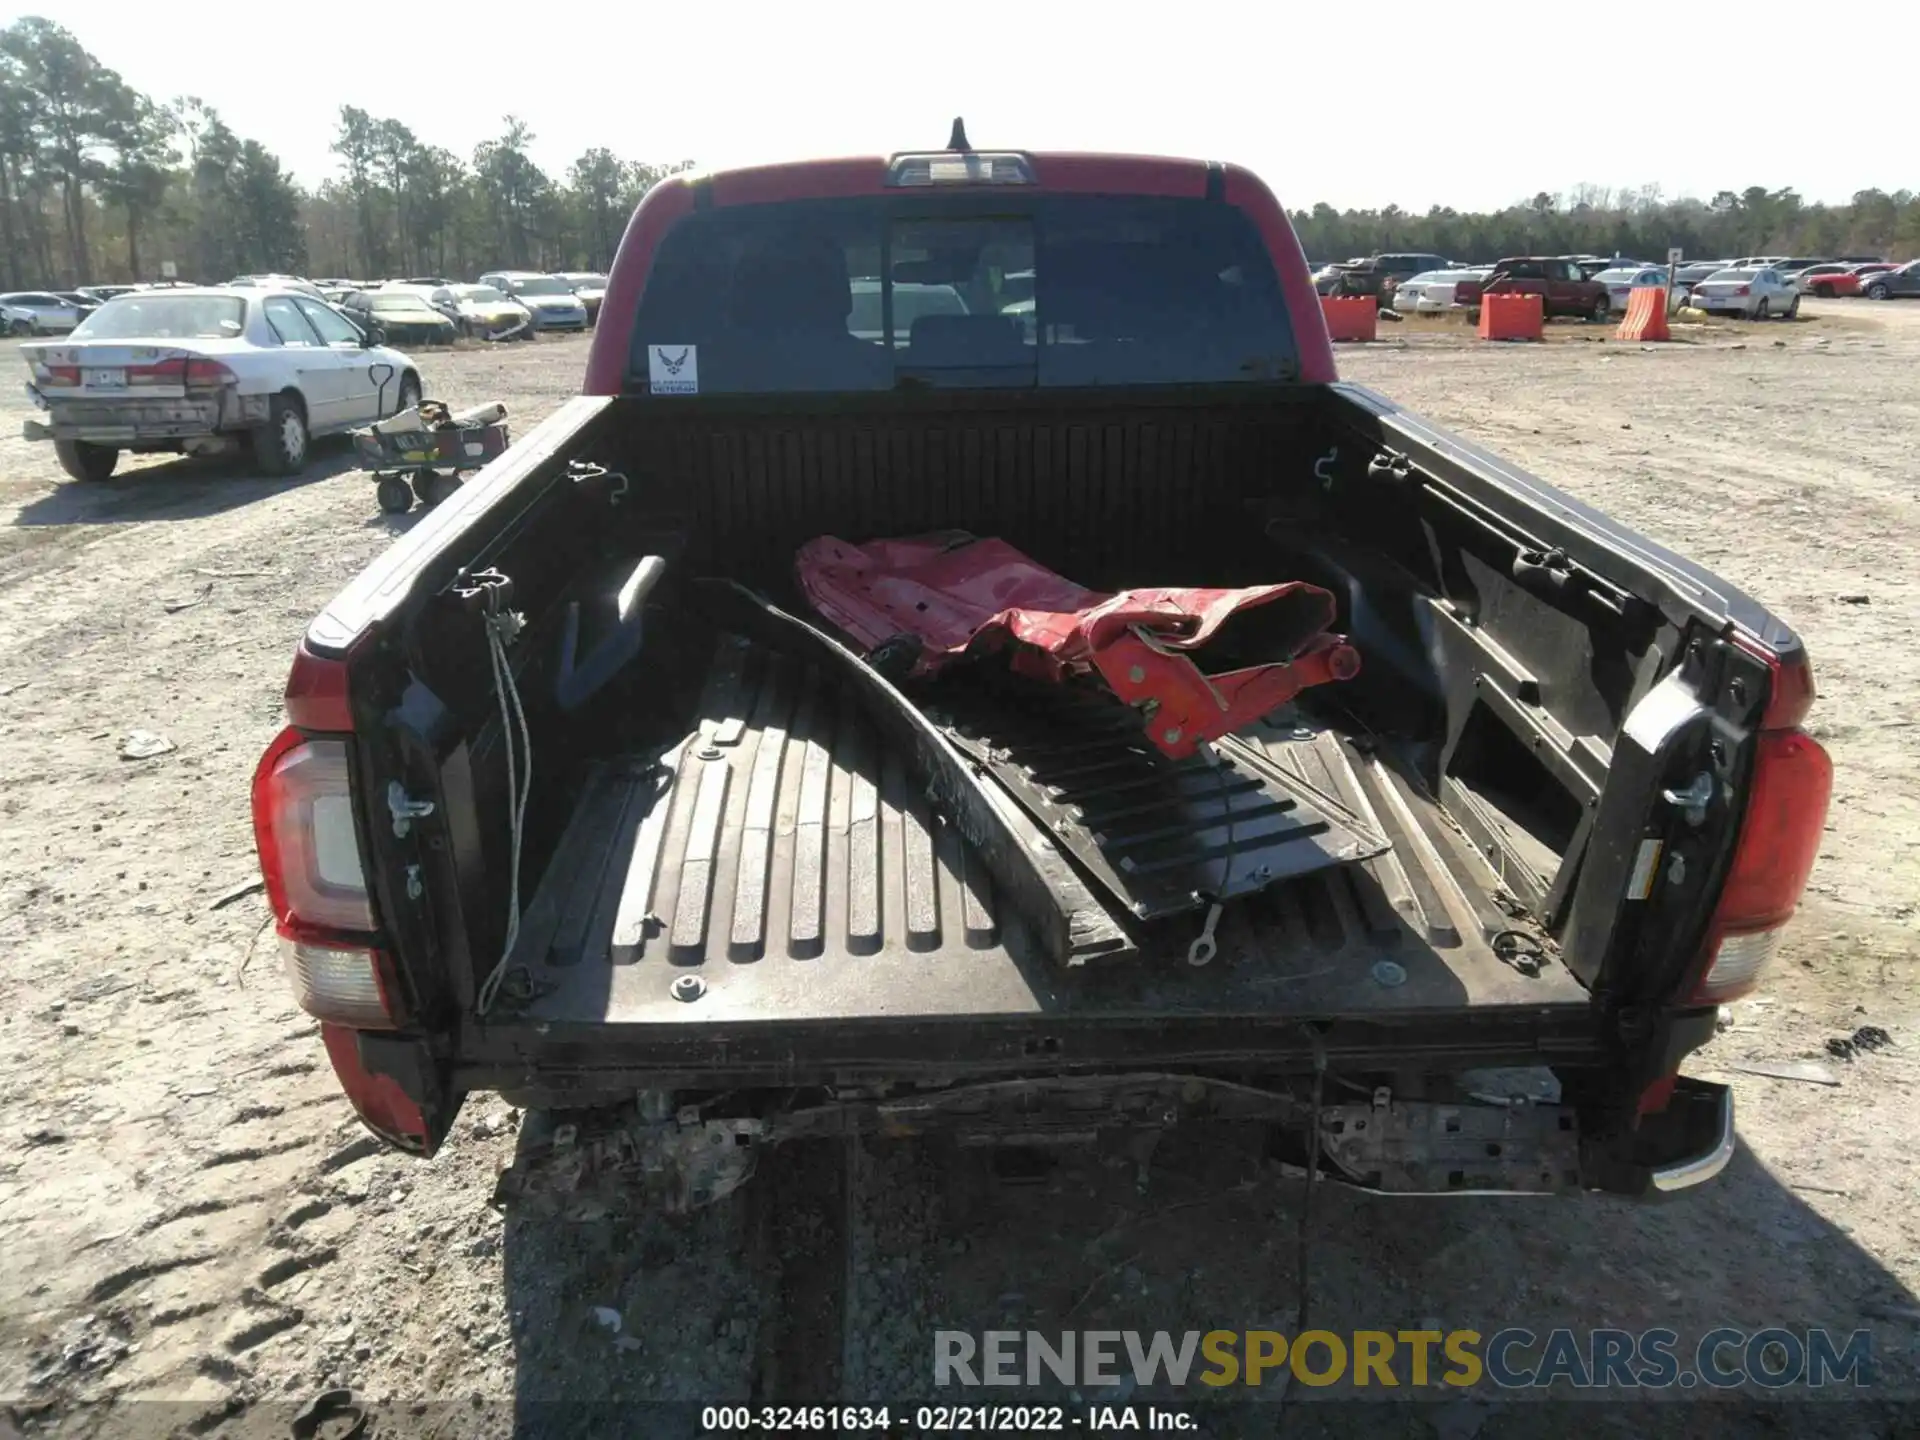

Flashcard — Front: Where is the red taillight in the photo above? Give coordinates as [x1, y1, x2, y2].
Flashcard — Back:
[118, 356, 235, 388]
[252, 723, 400, 1028]
[252, 733, 375, 932]
[1688, 645, 1832, 1004]
[34, 363, 79, 387]
[182, 357, 236, 388]
[1733, 285, 1750, 296]
[1708, 729, 1832, 934]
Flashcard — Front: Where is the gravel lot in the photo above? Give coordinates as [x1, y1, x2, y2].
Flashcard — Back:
[2, 305, 1916, 1437]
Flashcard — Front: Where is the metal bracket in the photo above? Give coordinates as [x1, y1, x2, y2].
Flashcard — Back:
[1318, 1096, 1582, 1194]
[1661, 771, 1714, 827]
[387, 781, 436, 838]
[1366, 448, 1413, 484]
[451, 565, 514, 615]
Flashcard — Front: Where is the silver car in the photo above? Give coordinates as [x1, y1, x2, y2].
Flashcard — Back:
[1591, 265, 1673, 314]
[1688, 267, 1799, 320]
[476, 271, 590, 332]
[1, 291, 82, 336]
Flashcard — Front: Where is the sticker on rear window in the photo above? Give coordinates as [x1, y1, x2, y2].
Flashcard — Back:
[649, 344, 697, 396]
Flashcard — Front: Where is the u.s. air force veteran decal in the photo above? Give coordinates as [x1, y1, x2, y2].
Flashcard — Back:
[649, 344, 698, 395]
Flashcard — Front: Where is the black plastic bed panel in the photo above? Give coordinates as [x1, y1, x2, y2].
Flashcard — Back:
[608, 401, 1316, 585]
[492, 633, 1587, 1028]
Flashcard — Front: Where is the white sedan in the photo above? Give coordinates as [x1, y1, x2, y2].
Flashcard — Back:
[2, 291, 83, 336]
[1687, 267, 1800, 320]
[1392, 268, 1489, 312]
[1591, 265, 1673, 313]
[21, 286, 421, 483]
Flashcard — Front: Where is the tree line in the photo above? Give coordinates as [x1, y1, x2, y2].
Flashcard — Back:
[4, 16, 1914, 291]
[1292, 184, 1920, 266]
[0, 16, 691, 289]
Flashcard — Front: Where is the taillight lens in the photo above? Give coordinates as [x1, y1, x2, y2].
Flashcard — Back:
[1733, 285, 1751, 296]
[253, 733, 374, 931]
[1702, 727, 1831, 938]
[251, 642, 402, 1031]
[284, 938, 401, 1028]
[1689, 649, 1832, 1004]
[182, 357, 236, 388]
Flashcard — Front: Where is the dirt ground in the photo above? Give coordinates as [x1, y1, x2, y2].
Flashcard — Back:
[1, 302, 1916, 1437]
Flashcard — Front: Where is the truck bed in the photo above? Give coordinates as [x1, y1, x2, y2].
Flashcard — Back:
[497, 632, 1589, 1028]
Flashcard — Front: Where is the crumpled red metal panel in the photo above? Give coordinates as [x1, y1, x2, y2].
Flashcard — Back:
[796, 532, 1360, 759]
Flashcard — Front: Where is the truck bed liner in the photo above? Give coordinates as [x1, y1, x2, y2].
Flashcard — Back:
[499, 636, 1589, 1027]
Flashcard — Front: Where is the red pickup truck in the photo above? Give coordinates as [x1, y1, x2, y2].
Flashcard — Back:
[1454, 256, 1615, 320]
[252, 132, 1829, 1209]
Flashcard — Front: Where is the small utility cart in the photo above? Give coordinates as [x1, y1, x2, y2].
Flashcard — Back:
[355, 400, 511, 515]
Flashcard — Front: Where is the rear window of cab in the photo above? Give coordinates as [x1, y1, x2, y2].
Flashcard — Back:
[628, 194, 1298, 394]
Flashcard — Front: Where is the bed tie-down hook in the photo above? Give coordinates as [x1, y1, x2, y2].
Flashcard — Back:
[567, 458, 629, 504]
[1187, 901, 1223, 967]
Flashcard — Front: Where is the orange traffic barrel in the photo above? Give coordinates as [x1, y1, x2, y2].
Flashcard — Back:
[1616, 286, 1672, 342]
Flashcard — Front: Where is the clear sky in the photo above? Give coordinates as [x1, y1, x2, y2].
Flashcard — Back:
[12, 1, 1908, 213]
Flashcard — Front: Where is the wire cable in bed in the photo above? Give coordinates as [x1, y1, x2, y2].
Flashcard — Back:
[476, 610, 533, 1016]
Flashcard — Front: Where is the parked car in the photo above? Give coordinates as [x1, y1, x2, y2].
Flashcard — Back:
[338, 289, 460, 347]
[1, 291, 83, 335]
[1312, 260, 1357, 295]
[19, 285, 419, 482]
[228, 274, 328, 302]
[1688, 267, 1799, 319]
[1567, 256, 1651, 280]
[1327, 252, 1451, 306]
[253, 142, 1829, 1218]
[1792, 263, 1863, 298]
[1860, 260, 1920, 300]
[54, 290, 102, 316]
[1850, 262, 1899, 277]
[1392, 268, 1489, 311]
[1670, 260, 1733, 303]
[476, 271, 591, 332]
[426, 283, 534, 340]
[1454, 257, 1613, 319]
[1591, 265, 1672, 312]
[76, 285, 138, 306]
[556, 271, 609, 324]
